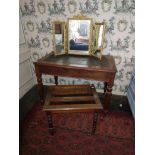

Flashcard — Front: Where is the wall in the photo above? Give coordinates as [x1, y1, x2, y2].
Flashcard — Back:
[19, 14, 35, 99]
[19, 0, 135, 95]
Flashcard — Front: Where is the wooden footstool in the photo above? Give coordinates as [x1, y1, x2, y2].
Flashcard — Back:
[43, 85, 103, 135]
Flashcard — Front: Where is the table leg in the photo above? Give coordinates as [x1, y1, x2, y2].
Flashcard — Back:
[92, 112, 98, 135]
[46, 112, 54, 135]
[54, 76, 58, 85]
[104, 82, 107, 94]
[35, 65, 44, 105]
[104, 82, 113, 110]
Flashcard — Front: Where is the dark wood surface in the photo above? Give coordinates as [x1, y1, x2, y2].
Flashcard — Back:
[34, 53, 117, 110]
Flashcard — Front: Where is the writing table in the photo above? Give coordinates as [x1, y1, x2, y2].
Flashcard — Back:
[34, 53, 117, 110]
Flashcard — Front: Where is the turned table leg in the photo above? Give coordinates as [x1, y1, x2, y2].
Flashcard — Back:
[35, 65, 44, 105]
[104, 82, 113, 110]
[54, 76, 58, 85]
[104, 82, 107, 94]
[92, 112, 98, 135]
[46, 112, 54, 135]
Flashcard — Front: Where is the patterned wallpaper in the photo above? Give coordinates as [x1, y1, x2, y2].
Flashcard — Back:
[19, 0, 135, 95]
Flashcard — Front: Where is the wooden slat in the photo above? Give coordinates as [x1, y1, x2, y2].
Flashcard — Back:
[50, 85, 91, 89]
[43, 103, 103, 113]
[49, 85, 92, 96]
[50, 96, 94, 103]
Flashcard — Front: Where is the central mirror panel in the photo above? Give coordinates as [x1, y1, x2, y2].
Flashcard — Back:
[68, 15, 92, 55]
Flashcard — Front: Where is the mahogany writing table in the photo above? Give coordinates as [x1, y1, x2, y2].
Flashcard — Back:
[34, 53, 117, 110]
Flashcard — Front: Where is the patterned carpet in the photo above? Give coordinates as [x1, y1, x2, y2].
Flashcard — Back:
[20, 103, 135, 155]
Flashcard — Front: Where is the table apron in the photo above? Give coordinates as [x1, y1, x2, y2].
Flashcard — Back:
[38, 65, 115, 82]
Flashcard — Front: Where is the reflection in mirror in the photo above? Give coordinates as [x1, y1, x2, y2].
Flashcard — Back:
[92, 22, 105, 60]
[68, 19, 92, 55]
[52, 22, 66, 55]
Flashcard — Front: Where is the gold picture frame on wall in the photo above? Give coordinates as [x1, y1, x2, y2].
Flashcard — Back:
[91, 22, 106, 60]
[67, 14, 93, 55]
[52, 21, 67, 55]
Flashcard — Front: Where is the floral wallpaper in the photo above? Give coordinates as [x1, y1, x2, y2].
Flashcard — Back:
[19, 0, 135, 95]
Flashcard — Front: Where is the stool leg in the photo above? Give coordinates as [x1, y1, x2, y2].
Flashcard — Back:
[46, 112, 54, 135]
[92, 112, 98, 135]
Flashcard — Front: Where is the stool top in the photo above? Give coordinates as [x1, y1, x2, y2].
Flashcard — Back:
[43, 85, 103, 113]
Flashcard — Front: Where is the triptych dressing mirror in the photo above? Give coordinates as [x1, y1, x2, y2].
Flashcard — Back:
[52, 14, 105, 60]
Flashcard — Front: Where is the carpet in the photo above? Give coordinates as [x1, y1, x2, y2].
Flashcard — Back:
[20, 103, 135, 155]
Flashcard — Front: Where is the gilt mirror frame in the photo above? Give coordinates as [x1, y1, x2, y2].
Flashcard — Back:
[91, 22, 106, 60]
[67, 14, 93, 56]
[52, 21, 67, 55]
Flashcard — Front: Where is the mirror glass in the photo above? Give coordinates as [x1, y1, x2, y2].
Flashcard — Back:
[92, 23, 105, 60]
[53, 22, 66, 55]
[96, 25, 104, 48]
[68, 19, 91, 55]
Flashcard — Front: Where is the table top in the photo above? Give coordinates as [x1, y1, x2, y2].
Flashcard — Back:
[34, 53, 117, 72]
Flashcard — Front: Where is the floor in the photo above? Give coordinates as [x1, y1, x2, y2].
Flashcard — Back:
[19, 85, 134, 155]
